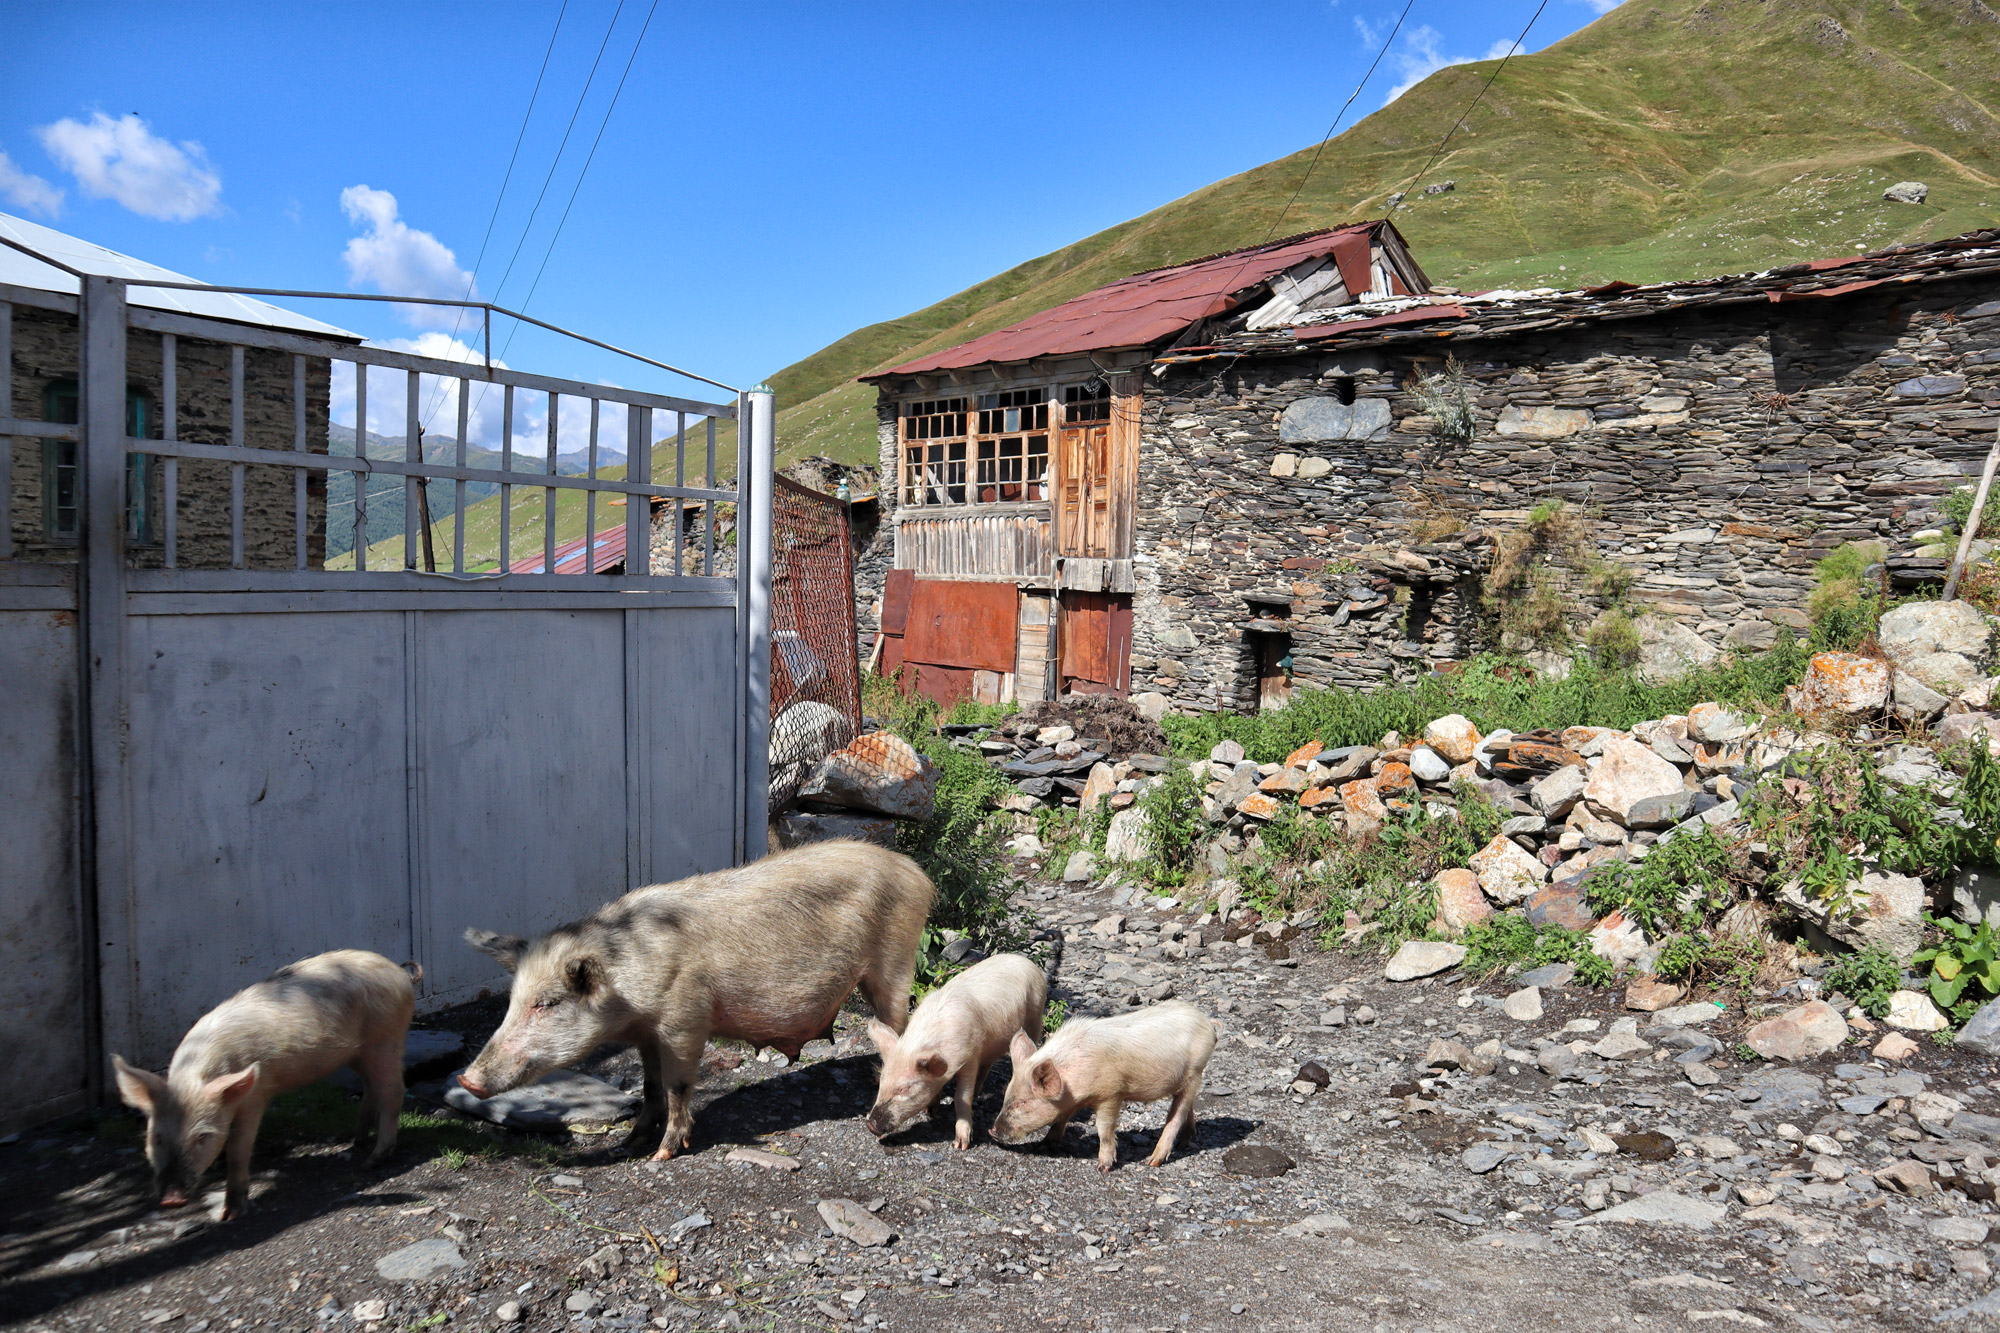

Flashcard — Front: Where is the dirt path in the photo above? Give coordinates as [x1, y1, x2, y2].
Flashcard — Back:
[3, 870, 1990, 1332]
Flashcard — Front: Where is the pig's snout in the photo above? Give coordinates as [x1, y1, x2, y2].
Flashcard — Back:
[454, 1070, 491, 1099]
[864, 1106, 894, 1138]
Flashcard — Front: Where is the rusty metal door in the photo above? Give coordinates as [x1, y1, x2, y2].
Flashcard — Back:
[1056, 424, 1112, 557]
[1058, 589, 1131, 695]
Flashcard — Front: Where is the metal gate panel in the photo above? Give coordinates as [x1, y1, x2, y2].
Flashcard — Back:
[119, 609, 416, 1059]
[414, 607, 638, 1003]
[0, 581, 89, 1131]
[629, 603, 740, 888]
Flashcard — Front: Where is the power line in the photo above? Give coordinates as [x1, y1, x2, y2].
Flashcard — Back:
[504, 0, 661, 349]
[1263, 0, 1415, 245]
[422, 0, 574, 431]
[1393, 0, 1550, 206]
[486, 0, 629, 309]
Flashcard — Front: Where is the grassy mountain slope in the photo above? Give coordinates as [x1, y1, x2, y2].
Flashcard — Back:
[378, 0, 2000, 570]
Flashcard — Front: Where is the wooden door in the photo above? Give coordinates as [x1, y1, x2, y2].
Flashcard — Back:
[1058, 590, 1131, 696]
[1057, 424, 1112, 558]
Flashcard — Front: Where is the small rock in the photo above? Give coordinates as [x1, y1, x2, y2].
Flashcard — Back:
[1884, 988, 1948, 1031]
[1874, 1031, 1920, 1060]
[1408, 747, 1452, 784]
[818, 1198, 894, 1248]
[1385, 940, 1466, 981]
[1502, 987, 1543, 1022]
[1424, 1037, 1477, 1071]
[1873, 1159, 1935, 1196]
[727, 1147, 801, 1172]
[564, 1290, 601, 1315]
[376, 1238, 467, 1282]
[351, 1301, 388, 1324]
[1883, 180, 1929, 204]
[1063, 850, 1098, 883]
[1652, 1001, 1726, 1028]
[1955, 996, 2000, 1055]
[1462, 1142, 1513, 1174]
[1434, 868, 1493, 935]
[1469, 834, 1547, 905]
[1582, 1192, 1726, 1230]
[1612, 1131, 1675, 1161]
[1931, 1217, 1989, 1245]
[1624, 976, 1686, 1012]
[495, 1301, 521, 1324]
[1222, 1144, 1295, 1178]
[1424, 714, 1482, 765]
[1743, 1000, 1848, 1061]
[1537, 1045, 1578, 1077]
[1684, 1062, 1720, 1088]
[1280, 1213, 1351, 1236]
[1592, 1032, 1652, 1061]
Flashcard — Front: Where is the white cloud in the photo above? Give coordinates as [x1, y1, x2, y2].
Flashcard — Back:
[338, 185, 476, 329]
[36, 113, 221, 220]
[1353, 14, 1388, 47]
[1574, 0, 1623, 14]
[0, 148, 64, 218]
[1384, 26, 1526, 104]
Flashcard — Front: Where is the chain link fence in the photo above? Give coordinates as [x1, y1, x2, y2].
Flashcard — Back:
[768, 474, 863, 809]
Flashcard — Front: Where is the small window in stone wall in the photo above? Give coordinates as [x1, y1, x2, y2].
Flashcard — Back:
[41, 379, 155, 545]
[1330, 376, 1356, 406]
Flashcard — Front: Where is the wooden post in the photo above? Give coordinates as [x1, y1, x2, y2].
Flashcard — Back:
[415, 429, 437, 573]
[1944, 419, 2000, 602]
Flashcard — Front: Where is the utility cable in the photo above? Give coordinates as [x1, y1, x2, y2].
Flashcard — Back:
[1391, 0, 1549, 207]
[422, 0, 573, 431]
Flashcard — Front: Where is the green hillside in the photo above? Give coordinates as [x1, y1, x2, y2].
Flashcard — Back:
[379, 0, 2000, 570]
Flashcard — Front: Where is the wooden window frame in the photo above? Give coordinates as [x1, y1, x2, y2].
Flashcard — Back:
[42, 378, 156, 545]
[900, 381, 1121, 512]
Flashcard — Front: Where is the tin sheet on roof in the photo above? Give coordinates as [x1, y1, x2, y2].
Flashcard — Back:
[865, 225, 1386, 378]
[0, 212, 360, 340]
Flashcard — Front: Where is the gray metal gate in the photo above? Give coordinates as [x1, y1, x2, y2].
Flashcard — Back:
[0, 246, 774, 1133]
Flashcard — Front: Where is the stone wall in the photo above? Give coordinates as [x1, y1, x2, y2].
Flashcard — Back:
[7, 307, 330, 569]
[1134, 277, 2000, 713]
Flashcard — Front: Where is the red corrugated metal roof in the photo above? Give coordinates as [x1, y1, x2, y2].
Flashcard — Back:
[864, 224, 1392, 379]
[509, 520, 629, 575]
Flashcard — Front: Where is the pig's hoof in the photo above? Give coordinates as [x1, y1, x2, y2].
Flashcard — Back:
[953, 1134, 972, 1151]
[1094, 1160, 1115, 1174]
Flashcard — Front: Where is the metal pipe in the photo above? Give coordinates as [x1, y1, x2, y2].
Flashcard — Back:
[739, 386, 775, 864]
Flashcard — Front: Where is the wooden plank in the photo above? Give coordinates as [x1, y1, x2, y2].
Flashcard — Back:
[1058, 590, 1133, 693]
[902, 577, 1018, 673]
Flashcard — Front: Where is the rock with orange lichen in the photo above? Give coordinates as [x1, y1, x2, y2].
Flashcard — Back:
[1790, 651, 1891, 716]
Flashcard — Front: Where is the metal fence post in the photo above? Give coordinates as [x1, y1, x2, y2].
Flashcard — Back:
[78, 275, 131, 1095]
[740, 386, 775, 862]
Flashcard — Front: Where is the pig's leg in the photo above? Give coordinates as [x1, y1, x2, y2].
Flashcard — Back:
[1041, 1108, 1075, 1153]
[1092, 1101, 1123, 1173]
[651, 1035, 705, 1160]
[1147, 1079, 1200, 1168]
[358, 1042, 404, 1163]
[630, 1039, 667, 1148]
[951, 1066, 980, 1150]
[220, 1100, 269, 1221]
[860, 956, 915, 1035]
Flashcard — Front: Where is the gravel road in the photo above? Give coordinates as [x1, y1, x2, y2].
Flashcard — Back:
[4, 867, 1994, 1332]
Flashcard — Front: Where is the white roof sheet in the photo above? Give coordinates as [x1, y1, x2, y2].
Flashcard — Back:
[0, 212, 359, 341]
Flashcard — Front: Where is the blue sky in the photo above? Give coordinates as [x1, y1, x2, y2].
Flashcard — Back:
[3, 1, 1615, 419]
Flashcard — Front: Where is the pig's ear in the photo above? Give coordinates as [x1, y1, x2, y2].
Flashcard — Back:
[565, 956, 601, 997]
[1009, 1030, 1038, 1065]
[1030, 1061, 1064, 1100]
[204, 1064, 259, 1107]
[867, 1019, 899, 1056]
[916, 1052, 948, 1079]
[464, 928, 527, 972]
[111, 1054, 165, 1114]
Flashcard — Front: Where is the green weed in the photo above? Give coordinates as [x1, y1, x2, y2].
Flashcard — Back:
[1805, 541, 1884, 652]
[1572, 951, 1615, 988]
[1136, 761, 1207, 886]
[1820, 945, 1903, 1019]
[1585, 826, 1744, 937]
[1913, 915, 2000, 1018]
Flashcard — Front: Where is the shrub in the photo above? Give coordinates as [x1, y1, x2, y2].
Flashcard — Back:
[1137, 761, 1208, 886]
[1161, 642, 1810, 764]
[1584, 610, 1641, 669]
[1821, 944, 1903, 1019]
[1942, 484, 2000, 541]
[1805, 541, 1884, 652]
[1462, 914, 1537, 974]
[1584, 826, 1744, 936]
[1407, 356, 1477, 444]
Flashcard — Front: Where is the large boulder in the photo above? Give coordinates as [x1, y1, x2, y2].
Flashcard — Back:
[1582, 734, 1686, 827]
[1385, 940, 1466, 982]
[1469, 833, 1548, 905]
[1791, 651, 1891, 716]
[1878, 600, 1992, 694]
[1955, 997, 2000, 1056]
[1423, 714, 1481, 765]
[1635, 615, 1719, 685]
[1103, 807, 1149, 862]
[1936, 711, 2000, 757]
[1778, 869, 1925, 964]
[1687, 702, 1751, 744]
[1433, 868, 1493, 935]
[798, 732, 937, 820]
[1744, 1000, 1849, 1061]
[1339, 779, 1387, 837]
[1530, 765, 1588, 819]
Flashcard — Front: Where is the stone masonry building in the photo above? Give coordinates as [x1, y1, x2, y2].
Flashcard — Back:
[3, 213, 358, 570]
[859, 224, 2000, 714]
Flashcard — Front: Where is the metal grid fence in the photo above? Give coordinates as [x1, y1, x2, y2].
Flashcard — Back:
[767, 474, 861, 809]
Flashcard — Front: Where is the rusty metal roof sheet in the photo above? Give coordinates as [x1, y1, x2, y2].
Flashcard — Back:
[509, 520, 629, 575]
[864, 223, 1400, 379]
[1159, 228, 2000, 364]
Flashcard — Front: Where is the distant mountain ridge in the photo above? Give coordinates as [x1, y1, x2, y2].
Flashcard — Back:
[324, 423, 623, 559]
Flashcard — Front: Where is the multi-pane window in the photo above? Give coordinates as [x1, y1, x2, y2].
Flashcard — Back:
[901, 398, 968, 506]
[41, 380, 154, 544]
[974, 389, 1048, 503]
[1063, 380, 1111, 424]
